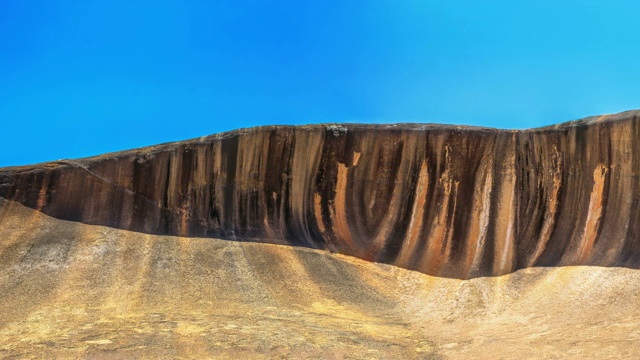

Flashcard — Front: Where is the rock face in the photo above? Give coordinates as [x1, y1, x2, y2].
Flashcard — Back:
[1, 110, 640, 279]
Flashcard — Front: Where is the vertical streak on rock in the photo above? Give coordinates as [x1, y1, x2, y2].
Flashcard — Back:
[36, 172, 50, 211]
[493, 136, 517, 276]
[235, 136, 249, 235]
[622, 117, 640, 268]
[166, 152, 179, 213]
[276, 133, 294, 239]
[462, 165, 493, 278]
[209, 142, 223, 233]
[179, 209, 188, 237]
[598, 122, 633, 265]
[221, 136, 240, 238]
[194, 146, 208, 189]
[259, 135, 273, 238]
[353, 151, 361, 166]
[180, 147, 195, 237]
[236, 132, 270, 238]
[417, 146, 454, 275]
[575, 164, 608, 264]
[289, 129, 325, 247]
[163, 151, 181, 235]
[330, 163, 357, 253]
[313, 193, 326, 234]
[117, 159, 134, 231]
[527, 146, 562, 267]
[396, 160, 429, 268]
[189, 145, 209, 236]
[441, 181, 459, 269]
[159, 152, 175, 234]
[370, 141, 411, 257]
[543, 128, 583, 267]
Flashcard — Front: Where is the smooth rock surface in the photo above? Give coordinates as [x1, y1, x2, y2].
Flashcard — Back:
[1, 199, 639, 359]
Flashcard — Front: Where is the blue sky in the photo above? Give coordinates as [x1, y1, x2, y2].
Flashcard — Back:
[1, 1, 639, 166]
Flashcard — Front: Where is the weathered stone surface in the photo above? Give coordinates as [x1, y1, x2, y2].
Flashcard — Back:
[1, 199, 639, 359]
[2, 111, 640, 278]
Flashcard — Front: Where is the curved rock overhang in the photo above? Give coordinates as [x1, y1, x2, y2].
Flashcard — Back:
[2, 110, 639, 279]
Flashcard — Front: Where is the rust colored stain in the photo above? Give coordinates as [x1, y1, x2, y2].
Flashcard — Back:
[353, 151, 361, 166]
[313, 193, 325, 234]
[576, 164, 608, 264]
[36, 186, 48, 211]
[180, 207, 189, 237]
[330, 163, 357, 253]
[35, 172, 51, 211]
[492, 139, 517, 276]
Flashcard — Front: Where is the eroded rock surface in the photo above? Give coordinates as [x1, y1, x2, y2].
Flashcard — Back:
[1, 199, 639, 359]
[1, 111, 640, 278]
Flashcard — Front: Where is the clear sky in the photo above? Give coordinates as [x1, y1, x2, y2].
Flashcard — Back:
[1, 1, 639, 166]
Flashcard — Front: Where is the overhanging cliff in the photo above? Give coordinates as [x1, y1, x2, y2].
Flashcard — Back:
[2, 110, 639, 279]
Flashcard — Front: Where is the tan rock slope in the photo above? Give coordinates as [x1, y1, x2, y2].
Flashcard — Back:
[1, 111, 640, 278]
[1, 198, 639, 359]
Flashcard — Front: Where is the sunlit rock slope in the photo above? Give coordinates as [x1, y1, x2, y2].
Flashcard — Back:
[1, 198, 639, 359]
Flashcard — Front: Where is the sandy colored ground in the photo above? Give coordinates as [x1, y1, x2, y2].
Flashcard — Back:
[0, 198, 639, 359]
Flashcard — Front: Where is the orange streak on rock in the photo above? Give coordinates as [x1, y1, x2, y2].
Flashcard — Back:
[576, 164, 608, 264]
[396, 160, 429, 268]
[330, 163, 357, 253]
[289, 129, 324, 246]
[36, 188, 48, 212]
[36, 174, 50, 211]
[493, 144, 516, 276]
[353, 151, 361, 166]
[180, 207, 189, 237]
[313, 193, 325, 234]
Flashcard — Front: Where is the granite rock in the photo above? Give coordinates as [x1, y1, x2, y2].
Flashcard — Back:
[2, 110, 639, 278]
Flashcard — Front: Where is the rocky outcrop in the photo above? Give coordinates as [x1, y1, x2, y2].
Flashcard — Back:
[1, 111, 639, 279]
[2, 199, 639, 359]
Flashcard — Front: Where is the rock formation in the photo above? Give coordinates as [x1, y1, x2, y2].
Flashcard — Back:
[3, 199, 639, 358]
[1, 110, 639, 279]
